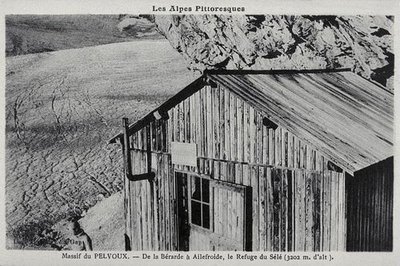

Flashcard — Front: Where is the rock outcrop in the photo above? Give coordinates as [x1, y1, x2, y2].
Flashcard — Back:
[145, 15, 393, 89]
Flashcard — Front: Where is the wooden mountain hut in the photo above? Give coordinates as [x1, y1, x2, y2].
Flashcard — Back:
[109, 68, 393, 252]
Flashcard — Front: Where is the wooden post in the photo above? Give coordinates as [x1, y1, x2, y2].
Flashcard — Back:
[123, 118, 133, 181]
[122, 117, 132, 251]
[146, 125, 155, 250]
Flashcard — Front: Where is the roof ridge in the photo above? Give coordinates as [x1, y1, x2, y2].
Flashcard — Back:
[204, 68, 351, 75]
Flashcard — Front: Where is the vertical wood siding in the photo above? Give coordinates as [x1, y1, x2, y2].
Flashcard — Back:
[346, 157, 393, 251]
[132, 85, 341, 171]
[127, 150, 177, 250]
[126, 83, 347, 251]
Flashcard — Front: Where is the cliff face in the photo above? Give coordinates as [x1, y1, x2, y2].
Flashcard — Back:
[151, 15, 393, 89]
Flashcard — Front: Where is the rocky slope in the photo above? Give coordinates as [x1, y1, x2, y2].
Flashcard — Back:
[6, 15, 162, 56]
[6, 40, 198, 249]
[148, 15, 393, 89]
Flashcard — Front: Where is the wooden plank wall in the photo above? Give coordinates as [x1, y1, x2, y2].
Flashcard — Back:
[211, 180, 246, 251]
[132, 85, 339, 173]
[127, 149, 177, 251]
[346, 157, 393, 251]
[127, 83, 347, 251]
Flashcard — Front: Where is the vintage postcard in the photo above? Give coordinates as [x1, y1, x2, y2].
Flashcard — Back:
[0, 0, 399, 265]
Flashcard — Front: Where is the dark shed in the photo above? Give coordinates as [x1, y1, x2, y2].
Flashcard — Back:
[110, 69, 393, 251]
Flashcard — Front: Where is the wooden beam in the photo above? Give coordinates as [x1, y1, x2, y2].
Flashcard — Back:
[205, 76, 218, 88]
[122, 117, 132, 251]
[123, 118, 133, 182]
[263, 117, 278, 130]
[204, 68, 351, 75]
[146, 124, 155, 250]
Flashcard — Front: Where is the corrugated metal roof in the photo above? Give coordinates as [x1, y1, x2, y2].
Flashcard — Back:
[208, 71, 393, 174]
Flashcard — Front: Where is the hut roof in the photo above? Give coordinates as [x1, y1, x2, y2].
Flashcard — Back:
[109, 69, 393, 174]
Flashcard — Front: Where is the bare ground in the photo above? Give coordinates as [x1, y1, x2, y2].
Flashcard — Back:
[5, 40, 198, 249]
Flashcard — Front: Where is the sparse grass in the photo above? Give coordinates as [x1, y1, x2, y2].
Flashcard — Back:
[9, 219, 56, 249]
[8, 207, 84, 250]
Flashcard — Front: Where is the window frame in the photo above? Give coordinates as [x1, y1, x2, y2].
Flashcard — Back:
[174, 170, 253, 251]
[188, 173, 212, 230]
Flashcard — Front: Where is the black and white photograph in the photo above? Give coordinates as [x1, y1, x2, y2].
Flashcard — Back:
[1, 1, 399, 264]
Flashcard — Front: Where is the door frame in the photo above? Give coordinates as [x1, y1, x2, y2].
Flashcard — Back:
[174, 170, 252, 251]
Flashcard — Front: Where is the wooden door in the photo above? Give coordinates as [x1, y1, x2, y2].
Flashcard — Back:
[176, 172, 251, 251]
[208, 179, 252, 251]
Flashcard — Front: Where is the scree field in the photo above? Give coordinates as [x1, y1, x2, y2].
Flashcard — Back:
[5, 39, 197, 249]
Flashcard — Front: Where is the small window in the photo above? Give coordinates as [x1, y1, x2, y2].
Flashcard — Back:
[190, 175, 210, 229]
